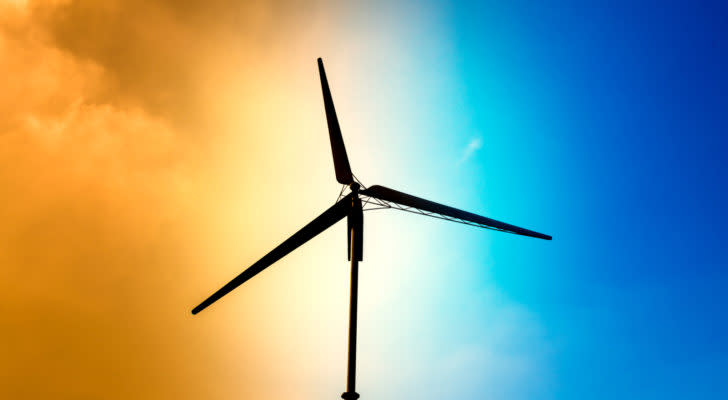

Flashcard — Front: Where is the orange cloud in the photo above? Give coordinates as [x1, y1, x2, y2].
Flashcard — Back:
[1, 1, 359, 398]
[1, 2, 507, 399]
[0, 2, 250, 398]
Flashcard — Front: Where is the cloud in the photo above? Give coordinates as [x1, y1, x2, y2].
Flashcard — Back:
[0, 2, 545, 399]
[458, 136, 483, 165]
[0, 1, 364, 398]
[434, 293, 549, 400]
[0, 2, 250, 398]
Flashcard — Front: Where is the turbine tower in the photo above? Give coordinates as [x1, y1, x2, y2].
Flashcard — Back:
[191, 58, 552, 400]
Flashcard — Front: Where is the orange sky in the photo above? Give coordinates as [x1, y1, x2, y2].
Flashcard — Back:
[0, 1, 462, 398]
[0, 1, 344, 398]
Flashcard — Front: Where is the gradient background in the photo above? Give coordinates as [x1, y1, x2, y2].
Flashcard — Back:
[2, 1, 726, 399]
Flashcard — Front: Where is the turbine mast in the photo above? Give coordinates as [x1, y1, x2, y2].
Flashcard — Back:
[343, 184, 363, 400]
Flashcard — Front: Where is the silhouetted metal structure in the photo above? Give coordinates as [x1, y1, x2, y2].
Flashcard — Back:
[192, 58, 552, 399]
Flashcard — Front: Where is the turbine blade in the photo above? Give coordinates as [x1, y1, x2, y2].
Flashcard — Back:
[191, 193, 353, 315]
[318, 58, 353, 184]
[360, 185, 551, 240]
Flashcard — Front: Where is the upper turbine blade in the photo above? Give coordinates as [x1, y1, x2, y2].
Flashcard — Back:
[191, 193, 354, 315]
[318, 58, 354, 184]
[360, 185, 552, 240]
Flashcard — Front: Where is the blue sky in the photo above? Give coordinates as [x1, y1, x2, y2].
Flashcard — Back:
[411, 1, 728, 398]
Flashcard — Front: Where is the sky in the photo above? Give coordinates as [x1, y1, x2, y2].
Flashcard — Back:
[1, 0, 726, 399]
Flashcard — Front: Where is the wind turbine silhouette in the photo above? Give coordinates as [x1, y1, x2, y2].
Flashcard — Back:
[191, 58, 551, 400]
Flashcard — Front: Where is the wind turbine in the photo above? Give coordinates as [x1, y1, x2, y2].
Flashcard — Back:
[191, 58, 551, 400]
